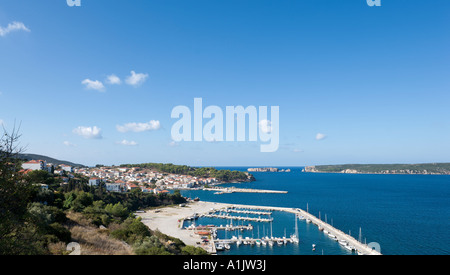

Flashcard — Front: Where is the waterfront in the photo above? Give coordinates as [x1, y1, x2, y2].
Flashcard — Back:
[179, 167, 450, 255]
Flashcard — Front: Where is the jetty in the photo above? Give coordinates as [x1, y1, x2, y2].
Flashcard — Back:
[204, 187, 288, 194]
[200, 213, 274, 223]
[226, 209, 272, 216]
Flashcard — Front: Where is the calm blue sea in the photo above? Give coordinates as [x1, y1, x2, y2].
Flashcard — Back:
[179, 167, 450, 255]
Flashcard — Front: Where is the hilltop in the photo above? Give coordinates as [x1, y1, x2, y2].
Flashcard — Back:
[303, 163, 450, 175]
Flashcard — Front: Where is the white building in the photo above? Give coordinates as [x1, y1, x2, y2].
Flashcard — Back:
[89, 178, 101, 186]
[60, 164, 73, 173]
[22, 160, 47, 171]
[106, 183, 122, 192]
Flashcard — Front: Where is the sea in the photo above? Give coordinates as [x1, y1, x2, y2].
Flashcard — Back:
[178, 167, 450, 255]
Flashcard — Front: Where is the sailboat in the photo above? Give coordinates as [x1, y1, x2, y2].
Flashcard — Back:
[291, 213, 300, 244]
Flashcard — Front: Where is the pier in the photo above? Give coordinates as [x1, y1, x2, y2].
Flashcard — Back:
[204, 187, 288, 194]
[226, 209, 272, 216]
[200, 213, 274, 223]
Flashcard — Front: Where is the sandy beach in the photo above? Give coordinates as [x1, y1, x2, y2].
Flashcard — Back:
[137, 201, 233, 252]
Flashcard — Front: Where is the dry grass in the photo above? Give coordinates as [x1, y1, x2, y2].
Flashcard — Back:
[65, 212, 134, 255]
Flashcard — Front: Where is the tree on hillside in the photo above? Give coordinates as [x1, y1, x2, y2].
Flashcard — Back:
[0, 126, 39, 254]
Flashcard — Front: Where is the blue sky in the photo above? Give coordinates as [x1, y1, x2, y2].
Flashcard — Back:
[0, 0, 449, 167]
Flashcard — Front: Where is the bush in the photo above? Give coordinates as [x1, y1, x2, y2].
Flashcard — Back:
[181, 245, 208, 255]
[63, 191, 94, 212]
[109, 217, 151, 244]
[133, 236, 173, 255]
[47, 223, 71, 243]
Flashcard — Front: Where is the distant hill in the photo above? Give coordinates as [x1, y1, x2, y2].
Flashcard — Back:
[303, 163, 450, 175]
[17, 153, 86, 168]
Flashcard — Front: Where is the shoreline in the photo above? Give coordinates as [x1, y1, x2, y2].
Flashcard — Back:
[136, 201, 381, 255]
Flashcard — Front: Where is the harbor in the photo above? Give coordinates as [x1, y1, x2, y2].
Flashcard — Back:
[137, 201, 382, 255]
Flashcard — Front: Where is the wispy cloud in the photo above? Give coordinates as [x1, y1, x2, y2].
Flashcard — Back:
[0, 21, 30, 37]
[0, 119, 4, 126]
[316, 133, 327, 141]
[73, 126, 103, 139]
[125, 71, 149, 87]
[63, 141, 77, 147]
[116, 120, 161, 133]
[106, 74, 121, 85]
[82, 79, 105, 92]
[116, 140, 138, 146]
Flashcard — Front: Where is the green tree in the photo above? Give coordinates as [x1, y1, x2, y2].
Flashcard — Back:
[0, 127, 39, 255]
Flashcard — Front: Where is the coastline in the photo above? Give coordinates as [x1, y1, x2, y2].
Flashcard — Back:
[137, 201, 381, 255]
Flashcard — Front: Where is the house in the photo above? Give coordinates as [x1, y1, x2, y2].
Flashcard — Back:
[126, 183, 139, 191]
[60, 164, 73, 173]
[22, 160, 47, 171]
[89, 177, 101, 186]
[106, 183, 122, 193]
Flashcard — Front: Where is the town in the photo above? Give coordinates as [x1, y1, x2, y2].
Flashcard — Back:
[21, 159, 222, 194]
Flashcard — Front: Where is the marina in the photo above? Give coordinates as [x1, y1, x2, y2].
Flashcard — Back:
[176, 202, 382, 255]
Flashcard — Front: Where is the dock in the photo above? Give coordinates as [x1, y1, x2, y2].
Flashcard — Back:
[204, 187, 288, 194]
[201, 213, 274, 223]
[226, 209, 272, 215]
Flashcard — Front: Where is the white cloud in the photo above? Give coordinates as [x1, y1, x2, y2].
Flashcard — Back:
[316, 133, 327, 141]
[63, 141, 77, 147]
[106, 74, 121, 85]
[259, 120, 272, 134]
[117, 140, 138, 146]
[116, 120, 161, 133]
[0, 119, 4, 126]
[82, 79, 105, 92]
[0, 21, 30, 37]
[73, 126, 103, 139]
[125, 71, 149, 87]
[292, 148, 304, 153]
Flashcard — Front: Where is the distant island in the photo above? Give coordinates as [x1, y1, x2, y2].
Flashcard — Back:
[248, 167, 291, 173]
[303, 163, 450, 175]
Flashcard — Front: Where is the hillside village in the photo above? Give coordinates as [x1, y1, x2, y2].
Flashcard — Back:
[21, 160, 220, 194]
